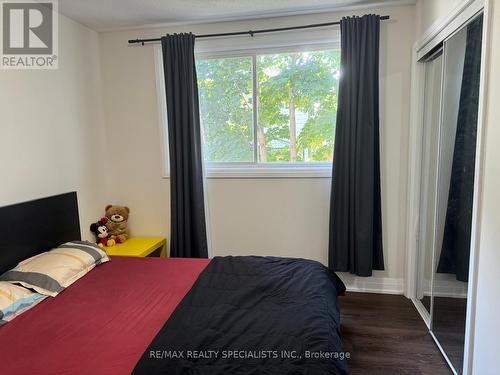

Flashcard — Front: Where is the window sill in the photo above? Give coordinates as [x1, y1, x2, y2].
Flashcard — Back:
[207, 163, 333, 179]
[162, 164, 333, 179]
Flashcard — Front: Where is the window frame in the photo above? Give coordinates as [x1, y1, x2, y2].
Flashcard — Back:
[155, 42, 339, 179]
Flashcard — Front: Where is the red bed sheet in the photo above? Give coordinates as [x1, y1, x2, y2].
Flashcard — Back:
[0, 256, 210, 375]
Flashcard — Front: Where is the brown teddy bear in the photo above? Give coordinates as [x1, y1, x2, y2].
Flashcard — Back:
[105, 205, 130, 243]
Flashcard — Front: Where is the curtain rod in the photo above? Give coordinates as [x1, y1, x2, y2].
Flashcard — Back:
[128, 15, 390, 45]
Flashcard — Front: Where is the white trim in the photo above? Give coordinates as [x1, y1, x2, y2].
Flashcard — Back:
[202, 154, 214, 259]
[195, 41, 340, 57]
[415, 0, 484, 60]
[416, 0, 474, 52]
[463, 1, 491, 373]
[99, 1, 415, 33]
[412, 298, 431, 328]
[403, 46, 426, 298]
[338, 274, 403, 295]
[252, 54, 259, 164]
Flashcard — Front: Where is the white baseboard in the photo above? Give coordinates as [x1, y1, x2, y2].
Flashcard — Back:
[337, 273, 404, 295]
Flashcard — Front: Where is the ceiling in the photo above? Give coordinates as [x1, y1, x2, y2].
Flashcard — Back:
[58, 0, 411, 32]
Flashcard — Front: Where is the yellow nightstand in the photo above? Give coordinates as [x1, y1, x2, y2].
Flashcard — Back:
[104, 237, 167, 258]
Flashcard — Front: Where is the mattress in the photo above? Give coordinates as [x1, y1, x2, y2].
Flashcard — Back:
[0, 257, 209, 375]
[0, 256, 347, 375]
[134, 256, 348, 375]
[134, 256, 347, 375]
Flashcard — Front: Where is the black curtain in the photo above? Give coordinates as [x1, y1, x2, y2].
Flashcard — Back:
[437, 15, 483, 282]
[161, 33, 208, 258]
[328, 15, 384, 276]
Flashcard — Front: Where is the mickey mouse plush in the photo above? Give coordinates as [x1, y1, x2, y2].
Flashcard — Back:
[90, 217, 116, 247]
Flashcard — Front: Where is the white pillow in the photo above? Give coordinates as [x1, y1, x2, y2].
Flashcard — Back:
[0, 241, 110, 296]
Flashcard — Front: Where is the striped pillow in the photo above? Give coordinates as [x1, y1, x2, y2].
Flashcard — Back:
[0, 281, 46, 325]
[0, 241, 110, 297]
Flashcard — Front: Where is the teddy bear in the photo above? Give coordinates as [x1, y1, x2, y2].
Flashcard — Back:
[105, 205, 130, 244]
[90, 217, 116, 247]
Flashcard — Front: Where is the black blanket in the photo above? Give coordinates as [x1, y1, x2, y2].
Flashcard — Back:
[133, 256, 348, 375]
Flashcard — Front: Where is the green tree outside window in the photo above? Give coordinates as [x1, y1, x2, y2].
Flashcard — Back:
[196, 49, 340, 164]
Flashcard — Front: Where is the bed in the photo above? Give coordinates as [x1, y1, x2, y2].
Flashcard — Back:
[0, 193, 348, 375]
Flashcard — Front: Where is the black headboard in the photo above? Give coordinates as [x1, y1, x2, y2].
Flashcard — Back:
[0, 192, 81, 275]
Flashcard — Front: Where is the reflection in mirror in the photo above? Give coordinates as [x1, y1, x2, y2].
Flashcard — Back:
[432, 14, 483, 374]
[416, 51, 443, 315]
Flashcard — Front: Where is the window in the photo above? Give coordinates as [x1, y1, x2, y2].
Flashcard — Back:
[196, 48, 340, 170]
[155, 45, 340, 178]
[196, 56, 254, 163]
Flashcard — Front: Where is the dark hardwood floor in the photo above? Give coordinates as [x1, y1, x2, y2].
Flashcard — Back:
[340, 292, 452, 375]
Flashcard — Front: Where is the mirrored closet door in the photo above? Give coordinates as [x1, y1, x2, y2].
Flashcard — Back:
[414, 11, 483, 375]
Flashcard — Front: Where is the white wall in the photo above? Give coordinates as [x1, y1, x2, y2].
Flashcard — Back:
[471, 1, 500, 373]
[0, 15, 107, 240]
[98, 4, 415, 292]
